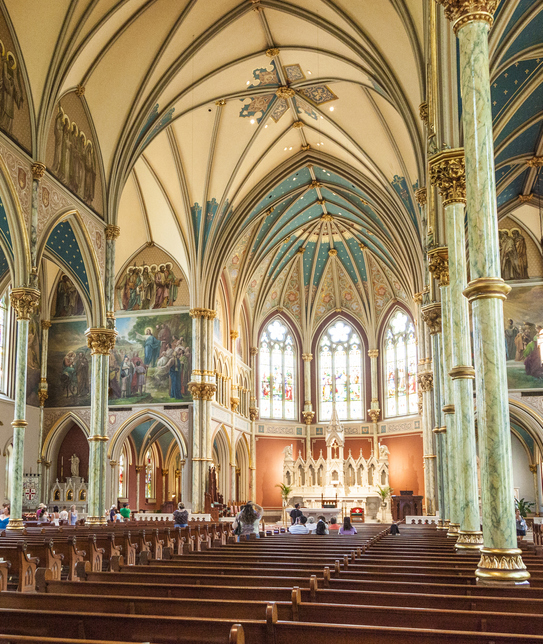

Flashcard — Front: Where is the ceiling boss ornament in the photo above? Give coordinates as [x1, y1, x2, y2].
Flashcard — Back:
[429, 148, 466, 205]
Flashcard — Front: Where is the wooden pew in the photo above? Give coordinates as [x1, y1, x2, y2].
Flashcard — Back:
[0, 543, 38, 592]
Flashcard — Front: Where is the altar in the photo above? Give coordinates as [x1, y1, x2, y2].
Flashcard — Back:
[283, 408, 392, 523]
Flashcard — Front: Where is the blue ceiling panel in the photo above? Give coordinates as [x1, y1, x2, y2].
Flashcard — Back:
[495, 119, 543, 165]
[497, 170, 528, 207]
[46, 220, 90, 298]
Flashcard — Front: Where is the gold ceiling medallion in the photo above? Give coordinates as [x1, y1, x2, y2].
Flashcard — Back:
[518, 194, 533, 203]
[301, 144, 310, 151]
[526, 156, 543, 168]
[319, 201, 328, 208]
[297, 247, 305, 254]
[215, 99, 226, 106]
[266, 48, 280, 58]
[276, 86, 295, 99]
[328, 249, 337, 256]
[310, 180, 321, 188]
[292, 121, 304, 129]
[428, 246, 449, 287]
[429, 148, 466, 205]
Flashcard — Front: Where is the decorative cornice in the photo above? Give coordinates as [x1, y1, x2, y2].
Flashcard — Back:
[429, 148, 466, 205]
[428, 247, 449, 287]
[105, 225, 121, 240]
[276, 86, 295, 99]
[189, 308, 217, 319]
[414, 187, 427, 206]
[85, 328, 117, 355]
[266, 48, 280, 57]
[463, 277, 511, 302]
[449, 365, 475, 379]
[418, 372, 434, 392]
[41, 320, 52, 330]
[421, 302, 442, 335]
[436, 1, 498, 34]
[10, 288, 40, 321]
[31, 162, 46, 180]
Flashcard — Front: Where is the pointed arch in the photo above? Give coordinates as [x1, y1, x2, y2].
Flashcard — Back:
[235, 432, 250, 503]
[41, 411, 90, 462]
[212, 424, 231, 501]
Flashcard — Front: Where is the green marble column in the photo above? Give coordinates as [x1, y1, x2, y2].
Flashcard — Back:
[8, 288, 40, 529]
[431, 149, 483, 551]
[438, 0, 529, 583]
[105, 226, 121, 331]
[85, 328, 116, 524]
[249, 346, 259, 499]
[37, 320, 52, 504]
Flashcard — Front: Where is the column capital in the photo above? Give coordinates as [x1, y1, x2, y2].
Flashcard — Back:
[368, 408, 380, 423]
[31, 162, 46, 180]
[417, 372, 434, 392]
[421, 302, 442, 335]
[249, 407, 259, 421]
[189, 308, 216, 319]
[302, 353, 313, 362]
[414, 187, 427, 206]
[105, 225, 121, 240]
[41, 319, 52, 330]
[10, 288, 40, 320]
[230, 330, 239, 340]
[429, 148, 466, 205]
[418, 102, 429, 126]
[413, 292, 423, 305]
[37, 390, 48, 407]
[367, 349, 379, 359]
[428, 246, 449, 287]
[109, 460, 118, 467]
[135, 465, 145, 473]
[436, 1, 498, 33]
[463, 277, 511, 302]
[188, 382, 216, 400]
[230, 397, 240, 412]
[161, 469, 169, 476]
[85, 328, 117, 355]
[302, 410, 315, 425]
[250, 347, 259, 356]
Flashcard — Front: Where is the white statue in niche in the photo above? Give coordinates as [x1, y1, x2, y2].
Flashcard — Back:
[283, 445, 293, 461]
[70, 453, 80, 477]
[379, 443, 389, 461]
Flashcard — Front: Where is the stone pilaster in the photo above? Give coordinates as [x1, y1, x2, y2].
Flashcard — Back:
[85, 328, 117, 524]
[30, 163, 46, 289]
[249, 346, 258, 499]
[418, 371, 437, 515]
[105, 225, 120, 330]
[438, 0, 529, 583]
[301, 353, 314, 458]
[8, 288, 40, 529]
[431, 148, 482, 550]
[37, 319, 51, 503]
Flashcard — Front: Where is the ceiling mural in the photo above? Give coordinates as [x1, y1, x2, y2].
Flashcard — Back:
[45, 220, 90, 299]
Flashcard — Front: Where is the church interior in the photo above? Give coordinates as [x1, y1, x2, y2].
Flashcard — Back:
[0, 0, 542, 640]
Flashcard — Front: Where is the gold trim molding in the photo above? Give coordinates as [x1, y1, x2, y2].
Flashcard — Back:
[449, 365, 475, 379]
[475, 547, 530, 583]
[442, 404, 455, 414]
[463, 277, 511, 302]
[432, 426, 446, 434]
[189, 308, 217, 319]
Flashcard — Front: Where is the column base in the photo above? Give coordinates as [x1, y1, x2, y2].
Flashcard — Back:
[475, 547, 530, 585]
[86, 516, 103, 525]
[7, 518, 24, 530]
[447, 522, 460, 538]
[436, 519, 447, 530]
[455, 530, 483, 551]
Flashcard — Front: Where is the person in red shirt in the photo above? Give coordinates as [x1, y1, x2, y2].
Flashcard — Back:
[329, 517, 340, 531]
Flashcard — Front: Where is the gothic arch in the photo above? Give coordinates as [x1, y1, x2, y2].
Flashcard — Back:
[41, 412, 90, 463]
[235, 433, 250, 503]
[212, 425, 231, 501]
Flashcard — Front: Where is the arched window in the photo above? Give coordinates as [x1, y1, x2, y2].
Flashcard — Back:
[0, 293, 9, 394]
[145, 448, 155, 499]
[384, 309, 417, 417]
[259, 319, 296, 419]
[118, 448, 127, 499]
[319, 320, 363, 421]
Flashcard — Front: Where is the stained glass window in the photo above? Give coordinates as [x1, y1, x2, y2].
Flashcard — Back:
[0, 293, 8, 393]
[384, 310, 417, 417]
[145, 448, 154, 499]
[319, 320, 364, 421]
[259, 319, 296, 419]
[118, 450, 126, 498]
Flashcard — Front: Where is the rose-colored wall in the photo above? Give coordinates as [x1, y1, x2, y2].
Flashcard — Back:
[56, 423, 89, 482]
[255, 438, 304, 506]
[255, 433, 424, 507]
[382, 434, 424, 496]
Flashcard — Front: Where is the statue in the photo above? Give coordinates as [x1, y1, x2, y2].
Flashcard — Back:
[70, 453, 80, 477]
[283, 445, 293, 461]
[379, 443, 389, 461]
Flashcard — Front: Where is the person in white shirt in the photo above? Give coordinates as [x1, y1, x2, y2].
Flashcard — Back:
[289, 516, 309, 534]
[59, 506, 69, 522]
[306, 516, 317, 533]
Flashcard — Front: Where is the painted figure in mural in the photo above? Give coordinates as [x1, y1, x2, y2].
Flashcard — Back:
[120, 355, 134, 397]
[27, 315, 40, 371]
[168, 350, 181, 399]
[140, 265, 155, 309]
[117, 267, 135, 311]
[512, 229, 529, 279]
[153, 265, 169, 308]
[84, 142, 97, 204]
[134, 360, 147, 394]
[164, 263, 180, 306]
[157, 323, 172, 354]
[504, 318, 518, 361]
[0, 51, 24, 135]
[75, 352, 89, 396]
[70, 453, 79, 477]
[108, 355, 121, 399]
[60, 351, 77, 397]
[180, 346, 191, 395]
[134, 327, 161, 367]
[523, 325, 543, 379]
[55, 274, 83, 317]
[128, 267, 142, 310]
[499, 228, 528, 281]
[53, 106, 65, 173]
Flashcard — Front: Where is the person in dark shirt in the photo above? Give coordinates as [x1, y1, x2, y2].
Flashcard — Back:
[289, 503, 303, 525]
[173, 502, 189, 527]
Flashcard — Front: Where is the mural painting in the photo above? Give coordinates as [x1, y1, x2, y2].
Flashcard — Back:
[26, 311, 41, 406]
[503, 285, 543, 390]
[52, 273, 85, 318]
[109, 313, 192, 405]
[499, 227, 529, 281]
[47, 313, 193, 407]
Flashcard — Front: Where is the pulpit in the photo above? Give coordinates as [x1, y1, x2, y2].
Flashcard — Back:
[392, 493, 423, 521]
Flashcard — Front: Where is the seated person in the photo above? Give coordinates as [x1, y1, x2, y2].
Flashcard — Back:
[289, 503, 303, 525]
[306, 516, 317, 533]
[315, 515, 329, 535]
[390, 522, 400, 535]
[339, 517, 357, 535]
[289, 516, 309, 534]
[0, 505, 9, 529]
[328, 517, 340, 531]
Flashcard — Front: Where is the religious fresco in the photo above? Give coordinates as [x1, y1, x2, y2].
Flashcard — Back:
[51, 272, 85, 318]
[503, 285, 543, 390]
[0, 13, 31, 152]
[46, 91, 103, 215]
[26, 311, 41, 406]
[47, 312, 192, 407]
[109, 313, 192, 405]
[499, 227, 529, 280]
[115, 247, 188, 312]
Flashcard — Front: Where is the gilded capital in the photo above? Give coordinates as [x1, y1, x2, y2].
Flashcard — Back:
[85, 328, 117, 355]
[249, 407, 259, 421]
[368, 408, 380, 423]
[105, 225, 121, 240]
[414, 187, 427, 206]
[417, 372, 434, 393]
[41, 319, 52, 330]
[10, 288, 40, 321]
[436, 1, 498, 33]
[230, 330, 239, 340]
[421, 302, 442, 335]
[413, 292, 423, 305]
[250, 347, 259, 356]
[429, 148, 466, 205]
[302, 353, 313, 362]
[428, 247, 449, 287]
[302, 410, 315, 425]
[368, 349, 379, 359]
[189, 382, 216, 401]
[189, 308, 217, 319]
[31, 162, 46, 180]
[37, 390, 48, 407]
[276, 86, 295, 99]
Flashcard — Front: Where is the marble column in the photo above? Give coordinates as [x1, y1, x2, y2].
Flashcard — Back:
[8, 289, 40, 529]
[162, 469, 168, 505]
[109, 460, 118, 507]
[135, 465, 144, 511]
[431, 149, 482, 550]
[85, 328, 117, 524]
[438, 0, 529, 584]
[249, 346, 259, 499]
[367, 349, 380, 456]
[418, 370, 437, 515]
[301, 353, 314, 458]
[188, 308, 217, 513]
[37, 319, 51, 504]
[30, 163, 46, 290]
[104, 226, 121, 330]
[230, 331, 240, 414]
